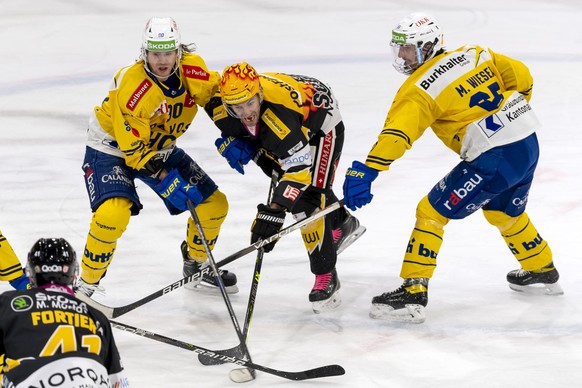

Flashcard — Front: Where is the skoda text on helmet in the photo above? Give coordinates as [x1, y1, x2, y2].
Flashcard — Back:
[390, 12, 444, 75]
[141, 17, 182, 78]
[26, 238, 78, 287]
[220, 62, 262, 118]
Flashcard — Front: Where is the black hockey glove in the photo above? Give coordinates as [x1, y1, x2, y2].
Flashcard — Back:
[250, 204, 286, 253]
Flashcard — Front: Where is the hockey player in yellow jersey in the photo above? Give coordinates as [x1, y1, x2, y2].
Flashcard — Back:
[0, 229, 30, 290]
[343, 12, 562, 323]
[206, 63, 366, 313]
[77, 17, 237, 297]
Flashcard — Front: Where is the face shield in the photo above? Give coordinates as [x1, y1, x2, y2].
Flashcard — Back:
[390, 41, 423, 76]
[224, 93, 262, 120]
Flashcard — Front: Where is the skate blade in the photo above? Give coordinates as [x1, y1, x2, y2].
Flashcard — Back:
[185, 281, 239, 294]
[312, 291, 342, 314]
[369, 303, 426, 324]
[509, 282, 564, 296]
[337, 226, 366, 255]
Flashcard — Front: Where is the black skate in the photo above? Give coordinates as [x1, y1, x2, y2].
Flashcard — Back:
[507, 261, 563, 295]
[370, 278, 428, 323]
[332, 212, 366, 255]
[181, 241, 238, 294]
[309, 269, 341, 313]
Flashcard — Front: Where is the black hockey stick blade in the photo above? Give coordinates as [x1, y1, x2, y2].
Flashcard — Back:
[77, 200, 344, 319]
[110, 320, 345, 381]
[199, 345, 244, 365]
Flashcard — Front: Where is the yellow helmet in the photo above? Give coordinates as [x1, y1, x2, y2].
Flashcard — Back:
[220, 62, 261, 105]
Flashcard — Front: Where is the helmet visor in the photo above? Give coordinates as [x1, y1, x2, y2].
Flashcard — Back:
[390, 42, 422, 75]
[224, 93, 261, 119]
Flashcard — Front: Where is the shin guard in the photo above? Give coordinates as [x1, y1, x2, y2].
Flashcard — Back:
[81, 197, 132, 284]
[0, 230, 25, 282]
[185, 190, 228, 262]
[483, 210, 552, 271]
[400, 196, 448, 279]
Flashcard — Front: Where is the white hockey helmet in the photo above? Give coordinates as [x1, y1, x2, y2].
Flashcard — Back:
[141, 17, 182, 75]
[142, 17, 181, 53]
[390, 12, 444, 75]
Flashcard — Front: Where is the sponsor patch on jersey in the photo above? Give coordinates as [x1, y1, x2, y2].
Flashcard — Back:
[263, 109, 291, 140]
[11, 295, 33, 312]
[213, 105, 228, 121]
[283, 185, 301, 201]
[315, 132, 333, 188]
[126, 79, 153, 111]
[183, 65, 210, 80]
[185, 94, 196, 107]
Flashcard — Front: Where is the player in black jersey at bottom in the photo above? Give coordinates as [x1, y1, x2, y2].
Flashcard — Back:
[0, 238, 129, 387]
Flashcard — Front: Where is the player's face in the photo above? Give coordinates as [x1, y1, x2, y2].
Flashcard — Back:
[395, 44, 420, 69]
[146, 50, 178, 80]
[228, 94, 261, 127]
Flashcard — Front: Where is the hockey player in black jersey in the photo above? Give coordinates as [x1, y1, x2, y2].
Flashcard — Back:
[0, 238, 129, 387]
[205, 62, 365, 313]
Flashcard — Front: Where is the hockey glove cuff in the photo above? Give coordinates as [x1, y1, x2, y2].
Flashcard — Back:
[9, 273, 31, 290]
[343, 161, 379, 211]
[154, 169, 203, 211]
[250, 204, 286, 253]
[215, 135, 257, 175]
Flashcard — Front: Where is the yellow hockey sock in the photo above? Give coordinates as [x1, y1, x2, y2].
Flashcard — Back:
[0, 230, 25, 282]
[185, 190, 228, 262]
[400, 196, 448, 279]
[483, 211, 552, 271]
[81, 198, 132, 284]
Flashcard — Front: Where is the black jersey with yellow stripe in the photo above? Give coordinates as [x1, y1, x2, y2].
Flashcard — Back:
[206, 72, 340, 210]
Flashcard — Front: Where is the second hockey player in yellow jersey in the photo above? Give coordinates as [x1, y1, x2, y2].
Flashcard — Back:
[77, 17, 237, 297]
[343, 12, 561, 323]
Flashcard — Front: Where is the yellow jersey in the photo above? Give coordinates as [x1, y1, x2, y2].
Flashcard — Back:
[87, 52, 220, 171]
[366, 45, 539, 170]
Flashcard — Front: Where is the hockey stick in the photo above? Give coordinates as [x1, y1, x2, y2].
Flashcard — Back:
[199, 172, 278, 366]
[109, 320, 345, 382]
[187, 199, 257, 382]
[76, 199, 344, 319]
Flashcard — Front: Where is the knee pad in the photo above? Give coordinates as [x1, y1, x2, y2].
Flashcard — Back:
[482, 209, 520, 232]
[89, 197, 132, 242]
[415, 196, 449, 230]
[186, 190, 228, 261]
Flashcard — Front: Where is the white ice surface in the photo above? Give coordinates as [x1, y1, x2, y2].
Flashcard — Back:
[1, 1, 581, 387]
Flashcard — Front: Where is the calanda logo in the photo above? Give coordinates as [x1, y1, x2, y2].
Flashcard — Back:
[11, 295, 33, 312]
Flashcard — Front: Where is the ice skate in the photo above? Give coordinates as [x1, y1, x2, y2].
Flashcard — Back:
[333, 212, 366, 255]
[507, 261, 563, 295]
[181, 241, 238, 294]
[309, 269, 341, 313]
[369, 278, 428, 323]
[74, 278, 105, 298]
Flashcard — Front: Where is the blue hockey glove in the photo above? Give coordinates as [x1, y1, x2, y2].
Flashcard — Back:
[343, 161, 379, 211]
[250, 204, 286, 252]
[9, 273, 31, 290]
[154, 169, 203, 211]
[215, 135, 257, 175]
